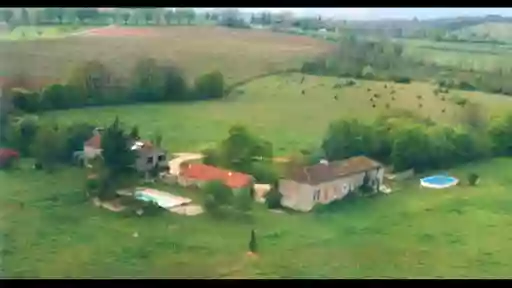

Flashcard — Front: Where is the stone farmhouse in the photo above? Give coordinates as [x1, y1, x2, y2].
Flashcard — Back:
[279, 156, 384, 212]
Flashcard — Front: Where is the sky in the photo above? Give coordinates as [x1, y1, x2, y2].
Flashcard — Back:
[232, 8, 512, 20]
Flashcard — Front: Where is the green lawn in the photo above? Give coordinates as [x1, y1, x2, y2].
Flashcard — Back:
[2, 157, 512, 278]
[43, 73, 512, 155]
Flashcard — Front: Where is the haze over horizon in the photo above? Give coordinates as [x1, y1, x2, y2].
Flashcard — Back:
[200, 8, 512, 20]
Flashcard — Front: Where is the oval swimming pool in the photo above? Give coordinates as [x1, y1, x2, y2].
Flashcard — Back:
[420, 175, 459, 189]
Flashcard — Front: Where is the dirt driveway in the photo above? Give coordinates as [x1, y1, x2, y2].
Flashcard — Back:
[168, 153, 204, 176]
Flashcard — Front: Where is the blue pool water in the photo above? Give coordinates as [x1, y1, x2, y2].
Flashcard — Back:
[420, 175, 458, 188]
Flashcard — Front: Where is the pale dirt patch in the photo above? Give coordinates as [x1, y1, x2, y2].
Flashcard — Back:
[168, 204, 204, 216]
[92, 197, 126, 212]
[168, 152, 204, 176]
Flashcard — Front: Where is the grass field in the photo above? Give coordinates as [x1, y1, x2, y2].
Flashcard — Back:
[3, 157, 512, 278]
[0, 26, 332, 84]
[0, 25, 86, 41]
[449, 22, 512, 43]
[43, 73, 512, 155]
[402, 38, 512, 72]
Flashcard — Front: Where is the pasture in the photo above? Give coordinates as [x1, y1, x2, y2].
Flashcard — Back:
[449, 22, 512, 43]
[43, 73, 512, 155]
[0, 26, 332, 84]
[402, 38, 512, 72]
[3, 157, 512, 278]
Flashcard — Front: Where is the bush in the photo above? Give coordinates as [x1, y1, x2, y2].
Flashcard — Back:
[468, 173, 479, 186]
[139, 201, 165, 217]
[203, 180, 233, 206]
[265, 188, 282, 209]
[193, 70, 225, 100]
[301, 58, 327, 75]
[40, 84, 74, 110]
[204, 194, 219, 214]
[249, 162, 278, 183]
[451, 95, 468, 107]
[392, 76, 411, 84]
[233, 190, 253, 212]
[10, 88, 41, 113]
[458, 81, 477, 91]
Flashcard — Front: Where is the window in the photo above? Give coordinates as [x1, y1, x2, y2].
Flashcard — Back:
[157, 154, 165, 162]
[146, 156, 153, 164]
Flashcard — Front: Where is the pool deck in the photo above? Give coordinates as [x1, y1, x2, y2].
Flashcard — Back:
[135, 188, 192, 209]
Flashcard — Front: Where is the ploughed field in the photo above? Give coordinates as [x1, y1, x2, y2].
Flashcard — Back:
[0, 26, 332, 84]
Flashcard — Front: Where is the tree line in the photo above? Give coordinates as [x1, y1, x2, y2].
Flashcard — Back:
[300, 34, 512, 96]
[0, 8, 199, 27]
[6, 58, 225, 113]
[320, 109, 512, 173]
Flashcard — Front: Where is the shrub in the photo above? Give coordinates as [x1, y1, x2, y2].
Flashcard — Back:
[204, 194, 219, 214]
[249, 162, 278, 183]
[193, 70, 225, 100]
[248, 229, 257, 253]
[40, 84, 73, 110]
[139, 201, 165, 217]
[458, 81, 477, 91]
[451, 95, 468, 107]
[233, 190, 253, 212]
[264, 188, 282, 209]
[392, 76, 411, 84]
[10, 88, 41, 113]
[203, 180, 233, 206]
[345, 79, 357, 86]
[468, 173, 479, 186]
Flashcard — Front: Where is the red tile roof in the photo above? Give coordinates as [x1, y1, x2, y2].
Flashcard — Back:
[0, 148, 20, 159]
[84, 134, 102, 149]
[287, 156, 382, 185]
[180, 163, 252, 189]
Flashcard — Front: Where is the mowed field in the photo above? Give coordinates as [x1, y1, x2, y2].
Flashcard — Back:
[44, 73, 512, 155]
[3, 157, 512, 278]
[0, 26, 332, 84]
